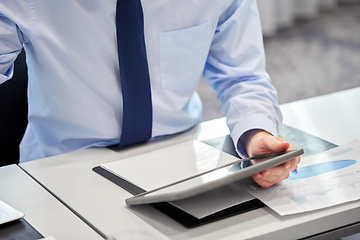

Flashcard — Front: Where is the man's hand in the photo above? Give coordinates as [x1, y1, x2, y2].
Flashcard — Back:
[240, 129, 301, 188]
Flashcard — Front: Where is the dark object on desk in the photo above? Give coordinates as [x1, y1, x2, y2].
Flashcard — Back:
[279, 124, 338, 156]
[0, 219, 43, 240]
[93, 165, 265, 228]
[0, 50, 28, 167]
[202, 124, 338, 158]
[93, 125, 336, 228]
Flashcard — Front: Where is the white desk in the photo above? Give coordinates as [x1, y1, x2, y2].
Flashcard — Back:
[0, 164, 103, 240]
[19, 88, 360, 239]
[280, 87, 360, 146]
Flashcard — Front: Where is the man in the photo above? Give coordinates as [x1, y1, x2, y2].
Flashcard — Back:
[0, 0, 300, 188]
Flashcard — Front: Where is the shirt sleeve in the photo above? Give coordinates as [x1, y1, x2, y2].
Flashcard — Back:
[203, 0, 283, 157]
[0, 14, 26, 84]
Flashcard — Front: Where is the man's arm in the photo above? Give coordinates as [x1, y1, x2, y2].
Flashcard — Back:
[203, 0, 300, 188]
[203, 0, 282, 154]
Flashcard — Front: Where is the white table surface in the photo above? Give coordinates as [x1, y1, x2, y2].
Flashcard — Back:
[19, 87, 360, 240]
[0, 164, 103, 240]
[280, 87, 360, 146]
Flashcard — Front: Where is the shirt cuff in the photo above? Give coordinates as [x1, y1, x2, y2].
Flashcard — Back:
[230, 114, 279, 158]
[0, 64, 14, 84]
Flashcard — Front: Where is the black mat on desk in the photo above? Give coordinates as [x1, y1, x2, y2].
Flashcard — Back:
[279, 124, 338, 155]
[202, 124, 338, 158]
[0, 218, 43, 240]
[94, 124, 337, 228]
[93, 166, 264, 228]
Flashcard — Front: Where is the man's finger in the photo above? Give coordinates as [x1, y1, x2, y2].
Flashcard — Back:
[260, 135, 290, 153]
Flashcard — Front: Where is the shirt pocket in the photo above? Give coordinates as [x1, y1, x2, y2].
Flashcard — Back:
[159, 22, 213, 91]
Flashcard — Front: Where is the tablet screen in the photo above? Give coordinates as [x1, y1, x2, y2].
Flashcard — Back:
[126, 149, 304, 205]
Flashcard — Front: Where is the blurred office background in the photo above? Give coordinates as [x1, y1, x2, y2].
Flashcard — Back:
[198, 0, 360, 121]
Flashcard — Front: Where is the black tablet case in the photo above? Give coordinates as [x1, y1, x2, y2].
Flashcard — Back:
[93, 124, 337, 228]
[0, 218, 43, 240]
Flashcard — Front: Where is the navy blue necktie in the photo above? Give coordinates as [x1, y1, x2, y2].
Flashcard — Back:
[115, 0, 152, 149]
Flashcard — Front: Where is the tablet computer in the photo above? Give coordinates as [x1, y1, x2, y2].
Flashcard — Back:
[0, 200, 24, 225]
[126, 148, 304, 205]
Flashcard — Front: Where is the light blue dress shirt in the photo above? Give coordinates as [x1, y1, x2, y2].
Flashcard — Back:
[0, 0, 282, 162]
